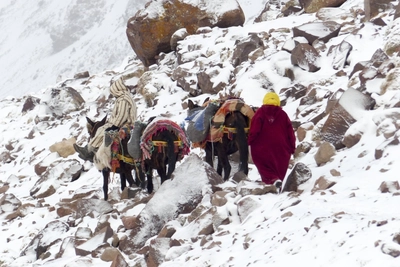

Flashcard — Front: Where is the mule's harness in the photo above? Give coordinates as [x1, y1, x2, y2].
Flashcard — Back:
[115, 140, 183, 164]
[222, 127, 250, 134]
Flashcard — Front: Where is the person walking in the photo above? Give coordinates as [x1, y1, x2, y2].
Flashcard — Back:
[248, 91, 296, 191]
[74, 77, 137, 161]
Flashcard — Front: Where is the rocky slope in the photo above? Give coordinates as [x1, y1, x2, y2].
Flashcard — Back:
[1, 0, 400, 266]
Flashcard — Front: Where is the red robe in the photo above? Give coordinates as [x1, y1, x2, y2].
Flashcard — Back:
[248, 105, 296, 185]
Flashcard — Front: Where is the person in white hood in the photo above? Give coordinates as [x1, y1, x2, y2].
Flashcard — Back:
[74, 77, 137, 161]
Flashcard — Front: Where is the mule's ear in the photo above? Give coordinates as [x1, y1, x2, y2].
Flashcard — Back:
[86, 117, 94, 134]
[148, 116, 156, 124]
[101, 115, 107, 124]
[86, 117, 95, 127]
[203, 97, 210, 105]
[187, 100, 195, 110]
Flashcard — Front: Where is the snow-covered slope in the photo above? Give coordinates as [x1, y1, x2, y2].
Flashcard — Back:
[0, 0, 148, 100]
[1, 0, 400, 266]
[0, 0, 266, 100]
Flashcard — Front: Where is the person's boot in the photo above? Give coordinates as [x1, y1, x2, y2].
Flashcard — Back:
[73, 144, 94, 163]
[273, 179, 282, 193]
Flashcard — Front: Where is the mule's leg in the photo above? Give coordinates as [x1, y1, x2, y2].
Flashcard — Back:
[165, 137, 177, 181]
[102, 168, 110, 201]
[235, 113, 249, 175]
[157, 164, 167, 184]
[146, 166, 154, 194]
[205, 143, 214, 168]
[134, 164, 146, 189]
[218, 138, 231, 181]
[216, 157, 223, 175]
[238, 143, 249, 175]
[166, 160, 176, 181]
[215, 142, 223, 175]
[120, 172, 127, 192]
[120, 167, 127, 192]
[212, 142, 226, 177]
[121, 162, 135, 187]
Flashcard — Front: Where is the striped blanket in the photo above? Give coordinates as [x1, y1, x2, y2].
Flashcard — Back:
[193, 98, 255, 147]
[140, 118, 190, 161]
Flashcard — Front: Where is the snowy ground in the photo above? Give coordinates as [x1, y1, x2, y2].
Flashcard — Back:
[0, 0, 400, 266]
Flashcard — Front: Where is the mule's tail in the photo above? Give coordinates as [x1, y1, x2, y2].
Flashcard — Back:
[165, 131, 178, 181]
[235, 112, 249, 175]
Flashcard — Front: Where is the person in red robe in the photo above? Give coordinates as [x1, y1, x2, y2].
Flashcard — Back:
[248, 92, 296, 190]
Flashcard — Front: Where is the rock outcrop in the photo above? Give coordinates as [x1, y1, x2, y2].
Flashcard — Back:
[126, 0, 245, 67]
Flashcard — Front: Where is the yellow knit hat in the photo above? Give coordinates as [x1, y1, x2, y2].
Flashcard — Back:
[263, 92, 280, 106]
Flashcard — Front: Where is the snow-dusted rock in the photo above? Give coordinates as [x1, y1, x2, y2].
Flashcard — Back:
[293, 21, 341, 44]
[30, 159, 83, 198]
[119, 154, 223, 253]
[75, 225, 113, 257]
[21, 220, 69, 260]
[299, 0, 347, 13]
[282, 162, 312, 192]
[291, 43, 321, 72]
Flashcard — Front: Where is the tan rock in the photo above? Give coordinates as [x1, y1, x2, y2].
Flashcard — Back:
[49, 137, 77, 158]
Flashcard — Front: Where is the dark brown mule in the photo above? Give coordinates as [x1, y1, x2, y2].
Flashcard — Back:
[187, 98, 254, 181]
[128, 117, 190, 193]
[86, 116, 144, 201]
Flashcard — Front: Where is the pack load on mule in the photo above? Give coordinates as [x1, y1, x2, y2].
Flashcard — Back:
[127, 116, 191, 190]
[73, 77, 137, 162]
[79, 116, 140, 201]
[186, 97, 255, 181]
[185, 99, 220, 143]
[136, 117, 189, 161]
[82, 116, 190, 201]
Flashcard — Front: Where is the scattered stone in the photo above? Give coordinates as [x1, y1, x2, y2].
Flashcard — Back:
[237, 196, 262, 222]
[330, 169, 341, 177]
[379, 181, 400, 193]
[236, 180, 277, 196]
[100, 247, 121, 262]
[312, 176, 336, 193]
[314, 142, 336, 166]
[282, 162, 312, 192]
[74, 71, 90, 79]
[75, 226, 113, 257]
[49, 137, 78, 158]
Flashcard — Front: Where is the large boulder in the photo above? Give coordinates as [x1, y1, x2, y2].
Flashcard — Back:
[126, 0, 245, 67]
[364, 0, 393, 21]
[299, 0, 347, 13]
[320, 88, 375, 149]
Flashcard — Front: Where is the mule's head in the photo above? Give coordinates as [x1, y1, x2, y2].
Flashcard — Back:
[187, 97, 213, 118]
[86, 115, 107, 139]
